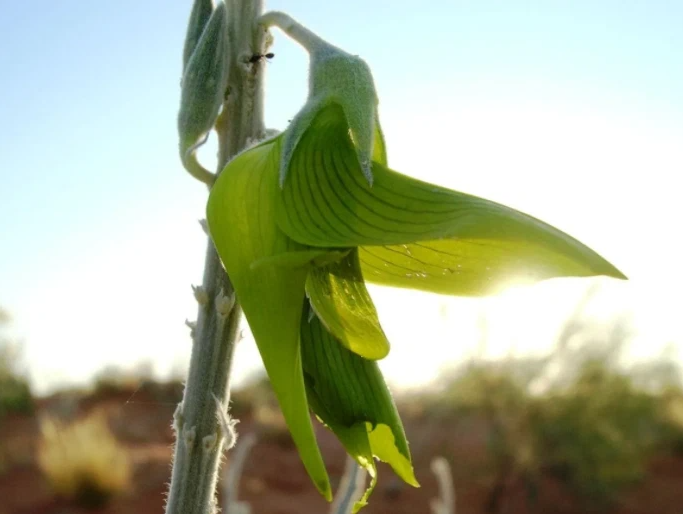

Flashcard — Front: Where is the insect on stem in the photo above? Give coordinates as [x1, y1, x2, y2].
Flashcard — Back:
[248, 52, 275, 64]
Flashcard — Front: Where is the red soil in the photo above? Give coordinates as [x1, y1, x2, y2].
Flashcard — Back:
[1, 383, 683, 514]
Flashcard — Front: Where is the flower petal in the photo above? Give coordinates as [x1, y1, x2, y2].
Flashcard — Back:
[300, 304, 418, 510]
[275, 103, 626, 295]
[306, 249, 390, 360]
[359, 237, 617, 296]
[206, 137, 331, 500]
[304, 394, 377, 513]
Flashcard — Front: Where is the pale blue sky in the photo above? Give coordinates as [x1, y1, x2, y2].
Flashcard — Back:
[1, 1, 682, 393]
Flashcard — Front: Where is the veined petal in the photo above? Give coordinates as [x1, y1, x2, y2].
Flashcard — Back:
[300, 304, 418, 510]
[275, 103, 626, 296]
[359, 238, 615, 297]
[306, 249, 390, 360]
[206, 137, 331, 500]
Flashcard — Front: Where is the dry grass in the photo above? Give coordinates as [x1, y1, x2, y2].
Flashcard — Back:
[37, 408, 132, 507]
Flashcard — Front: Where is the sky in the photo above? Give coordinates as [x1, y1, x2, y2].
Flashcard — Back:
[1, 1, 682, 395]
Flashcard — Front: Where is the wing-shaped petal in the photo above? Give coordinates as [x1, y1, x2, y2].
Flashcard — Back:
[276, 103, 625, 295]
[207, 137, 331, 499]
[306, 249, 390, 360]
[359, 237, 617, 296]
[300, 304, 418, 510]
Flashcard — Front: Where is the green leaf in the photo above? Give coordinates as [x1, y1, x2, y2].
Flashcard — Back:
[300, 305, 418, 510]
[275, 103, 626, 295]
[306, 249, 390, 360]
[207, 137, 331, 500]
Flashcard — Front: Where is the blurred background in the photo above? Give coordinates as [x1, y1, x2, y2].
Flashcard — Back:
[1, 1, 682, 513]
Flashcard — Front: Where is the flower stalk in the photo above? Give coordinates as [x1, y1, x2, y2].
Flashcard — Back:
[165, 1, 270, 514]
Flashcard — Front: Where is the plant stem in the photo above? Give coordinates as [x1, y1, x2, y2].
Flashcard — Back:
[329, 456, 367, 514]
[165, 2, 268, 513]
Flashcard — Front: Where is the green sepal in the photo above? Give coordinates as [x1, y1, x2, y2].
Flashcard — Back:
[206, 137, 331, 500]
[300, 305, 418, 510]
[182, 0, 215, 72]
[178, 2, 229, 166]
[306, 249, 390, 360]
[280, 45, 384, 186]
[275, 103, 626, 296]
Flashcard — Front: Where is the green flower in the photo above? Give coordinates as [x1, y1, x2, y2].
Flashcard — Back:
[206, 22, 625, 509]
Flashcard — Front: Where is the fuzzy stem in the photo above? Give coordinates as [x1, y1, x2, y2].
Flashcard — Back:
[165, 2, 268, 514]
[185, 151, 217, 186]
[259, 11, 331, 54]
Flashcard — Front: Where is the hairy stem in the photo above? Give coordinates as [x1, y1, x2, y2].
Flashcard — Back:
[166, 2, 269, 514]
[259, 11, 329, 54]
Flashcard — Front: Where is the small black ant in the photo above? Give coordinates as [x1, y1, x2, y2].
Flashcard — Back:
[248, 52, 274, 64]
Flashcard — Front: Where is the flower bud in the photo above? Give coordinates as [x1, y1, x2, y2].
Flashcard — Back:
[178, 2, 229, 167]
[182, 0, 214, 72]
